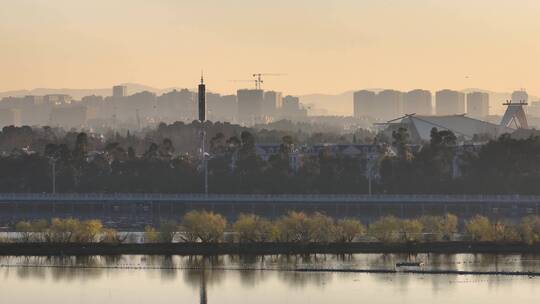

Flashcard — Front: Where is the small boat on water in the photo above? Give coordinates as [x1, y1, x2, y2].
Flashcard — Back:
[396, 262, 424, 268]
[395, 254, 426, 270]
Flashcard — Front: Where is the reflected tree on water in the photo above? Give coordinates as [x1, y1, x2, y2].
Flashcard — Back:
[182, 256, 225, 289]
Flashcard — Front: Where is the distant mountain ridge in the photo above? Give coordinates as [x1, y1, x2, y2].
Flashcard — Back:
[0, 83, 185, 100]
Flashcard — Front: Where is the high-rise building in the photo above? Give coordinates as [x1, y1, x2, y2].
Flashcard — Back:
[237, 89, 264, 125]
[403, 90, 432, 115]
[118, 91, 156, 121]
[81, 95, 104, 106]
[435, 90, 465, 115]
[206, 93, 241, 122]
[0, 108, 21, 128]
[198, 76, 206, 122]
[262, 91, 283, 117]
[81, 95, 104, 122]
[205, 92, 221, 121]
[353, 90, 376, 118]
[375, 90, 403, 121]
[22, 95, 44, 105]
[50, 106, 88, 128]
[467, 92, 489, 118]
[527, 101, 540, 118]
[281, 95, 307, 119]
[44, 94, 72, 105]
[19, 96, 48, 125]
[113, 85, 127, 98]
[157, 89, 196, 122]
[221, 95, 238, 122]
[511, 90, 528, 104]
[282, 95, 300, 112]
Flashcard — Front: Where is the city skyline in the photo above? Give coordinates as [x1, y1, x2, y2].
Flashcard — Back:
[1, 81, 532, 116]
[2, 1, 540, 98]
[3, 2, 540, 303]
[0, 83, 533, 120]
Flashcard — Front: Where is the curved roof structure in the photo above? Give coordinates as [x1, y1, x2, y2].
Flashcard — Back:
[399, 114, 514, 141]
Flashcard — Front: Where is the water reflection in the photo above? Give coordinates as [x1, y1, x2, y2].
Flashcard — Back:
[1, 254, 540, 304]
[3, 253, 540, 279]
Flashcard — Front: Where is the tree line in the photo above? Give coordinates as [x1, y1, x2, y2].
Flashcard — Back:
[0, 122, 374, 193]
[2, 122, 540, 194]
[0, 121, 374, 156]
[7, 212, 540, 245]
[380, 127, 540, 194]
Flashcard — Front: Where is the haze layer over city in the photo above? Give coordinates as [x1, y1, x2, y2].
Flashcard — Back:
[3, 1, 540, 112]
[2, 1, 540, 304]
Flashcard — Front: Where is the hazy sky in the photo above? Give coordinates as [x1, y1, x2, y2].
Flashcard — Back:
[1, 0, 540, 95]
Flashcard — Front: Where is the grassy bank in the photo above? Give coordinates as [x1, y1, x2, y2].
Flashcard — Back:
[1, 242, 540, 256]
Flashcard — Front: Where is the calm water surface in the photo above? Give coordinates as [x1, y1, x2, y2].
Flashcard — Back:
[1, 254, 539, 303]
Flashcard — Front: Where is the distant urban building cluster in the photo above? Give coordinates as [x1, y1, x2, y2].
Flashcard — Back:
[351, 89, 532, 121]
[466, 92, 489, 118]
[0, 85, 307, 129]
[512, 90, 528, 104]
[435, 90, 465, 116]
[237, 89, 307, 125]
[353, 90, 404, 122]
[403, 90, 432, 116]
[0, 94, 78, 128]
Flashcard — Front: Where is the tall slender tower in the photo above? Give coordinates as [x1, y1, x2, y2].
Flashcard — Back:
[198, 73, 208, 194]
[198, 74, 206, 122]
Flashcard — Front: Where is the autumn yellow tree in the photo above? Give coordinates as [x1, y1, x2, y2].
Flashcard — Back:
[520, 216, 540, 245]
[233, 214, 273, 242]
[30, 219, 49, 242]
[493, 221, 520, 242]
[465, 215, 494, 241]
[334, 218, 366, 242]
[45, 218, 81, 243]
[307, 212, 336, 243]
[274, 211, 311, 242]
[15, 221, 33, 243]
[369, 216, 401, 242]
[399, 219, 423, 242]
[144, 226, 159, 243]
[442, 214, 458, 240]
[74, 220, 103, 243]
[419, 214, 458, 241]
[101, 228, 125, 244]
[181, 210, 227, 243]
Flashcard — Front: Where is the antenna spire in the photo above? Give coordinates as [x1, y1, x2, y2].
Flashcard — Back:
[200, 70, 204, 84]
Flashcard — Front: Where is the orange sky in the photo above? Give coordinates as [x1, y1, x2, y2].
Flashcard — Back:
[1, 0, 540, 97]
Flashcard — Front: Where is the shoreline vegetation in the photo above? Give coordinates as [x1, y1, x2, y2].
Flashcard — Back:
[3, 210, 540, 255]
[1, 241, 540, 256]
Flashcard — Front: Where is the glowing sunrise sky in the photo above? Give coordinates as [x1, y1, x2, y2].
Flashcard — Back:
[1, 0, 540, 97]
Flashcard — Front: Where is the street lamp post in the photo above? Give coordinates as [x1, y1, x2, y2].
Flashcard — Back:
[49, 158, 57, 194]
[368, 167, 372, 196]
[202, 129, 208, 195]
[367, 158, 376, 196]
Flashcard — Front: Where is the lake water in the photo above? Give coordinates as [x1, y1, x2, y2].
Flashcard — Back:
[1, 254, 540, 303]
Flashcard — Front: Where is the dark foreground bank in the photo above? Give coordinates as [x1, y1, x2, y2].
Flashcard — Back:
[1, 242, 540, 256]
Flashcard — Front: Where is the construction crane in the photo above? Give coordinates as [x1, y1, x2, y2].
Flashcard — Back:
[252, 73, 286, 90]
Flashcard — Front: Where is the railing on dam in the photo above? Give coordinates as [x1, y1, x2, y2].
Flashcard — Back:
[0, 193, 539, 204]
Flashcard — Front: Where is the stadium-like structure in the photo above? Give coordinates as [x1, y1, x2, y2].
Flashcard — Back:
[380, 101, 527, 142]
